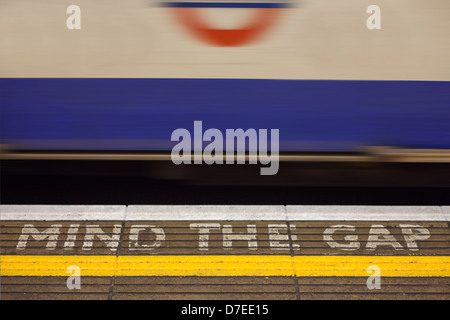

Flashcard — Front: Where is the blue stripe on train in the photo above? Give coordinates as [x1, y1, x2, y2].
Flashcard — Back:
[0, 78, 449, 151]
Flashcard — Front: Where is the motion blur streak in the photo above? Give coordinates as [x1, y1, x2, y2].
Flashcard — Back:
[0, 0, 449, 183]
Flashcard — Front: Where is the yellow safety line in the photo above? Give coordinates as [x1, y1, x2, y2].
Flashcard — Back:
[1, 255, 449, 277]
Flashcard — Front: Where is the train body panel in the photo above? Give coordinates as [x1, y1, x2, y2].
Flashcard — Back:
[1, 78, 449, 151]
[1, 0, 449, 152]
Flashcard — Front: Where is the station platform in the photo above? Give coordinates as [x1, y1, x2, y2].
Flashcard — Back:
[1, 205, 449, 300]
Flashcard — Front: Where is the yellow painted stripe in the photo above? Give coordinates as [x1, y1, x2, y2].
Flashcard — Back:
[1, 255, 449, 277]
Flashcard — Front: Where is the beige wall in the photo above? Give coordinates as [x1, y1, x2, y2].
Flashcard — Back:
[1, 0, 449, 80]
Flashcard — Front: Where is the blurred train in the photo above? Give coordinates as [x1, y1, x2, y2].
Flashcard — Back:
[1, 0, 449, 186]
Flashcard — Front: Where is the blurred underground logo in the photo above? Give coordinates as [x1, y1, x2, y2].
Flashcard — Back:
[156, 0, 297, 46]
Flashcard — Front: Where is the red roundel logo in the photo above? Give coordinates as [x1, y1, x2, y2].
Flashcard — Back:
[159, 1, 294, 46]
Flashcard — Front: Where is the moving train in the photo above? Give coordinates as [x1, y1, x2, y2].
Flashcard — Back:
[1, 0, 449, 174]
